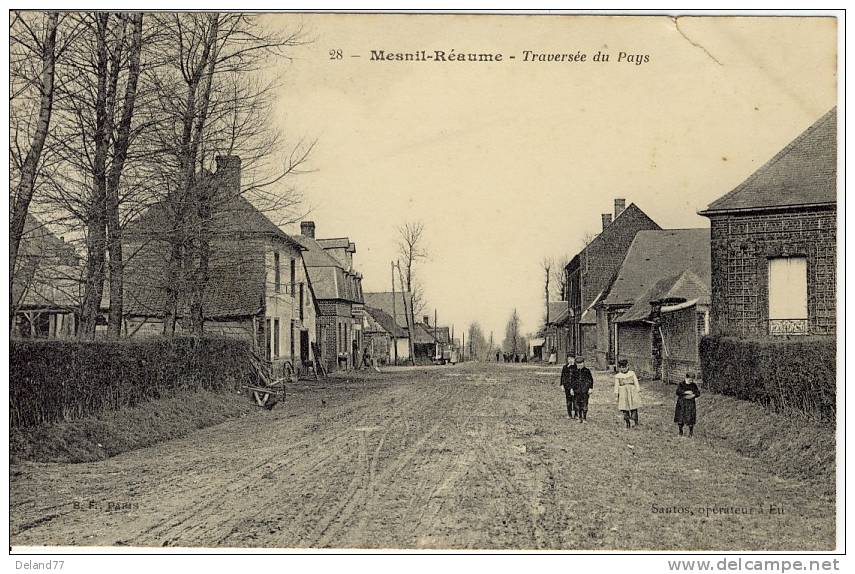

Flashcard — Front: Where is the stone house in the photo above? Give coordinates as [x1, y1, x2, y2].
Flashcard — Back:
[362, 306, 408, 365]
[121, 156, 319, 376]
[565, 199, 660, 367]
[598, 228, 711, 378]
[362, 291, 413, 362]
[699, 108, 836, 338]
[294, 221, 365, 372]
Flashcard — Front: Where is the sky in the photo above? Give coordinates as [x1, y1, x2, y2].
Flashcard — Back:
[261, 14, 837, 342]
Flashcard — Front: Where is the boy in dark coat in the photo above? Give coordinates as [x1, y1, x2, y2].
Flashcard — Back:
[674, 371, 701, 436]
[573, 357, 594, 423]
[559, 356, 578, 419]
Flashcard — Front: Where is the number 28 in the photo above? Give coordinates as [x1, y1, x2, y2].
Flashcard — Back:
[329, 49, 342, 60]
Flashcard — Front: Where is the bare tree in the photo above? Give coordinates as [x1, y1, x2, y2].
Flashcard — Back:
[503, 308, 522, 356]
[466, 321, 489, 361]
[541, 256, 552, 324]
[397, 220, 427, 319]
[553, 254, 570, 301]
[9, 12, 60, 308]
[396, 220, 428, 362]
[143, 13, 309, 335]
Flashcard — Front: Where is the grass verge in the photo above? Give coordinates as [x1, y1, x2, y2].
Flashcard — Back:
[10, 390, 261, 464]
[644, 380, 834, 488]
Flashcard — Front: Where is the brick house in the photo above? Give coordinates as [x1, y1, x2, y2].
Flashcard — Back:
[599, 229, 711, 377]
[294, 221, 365, 372]
[699, 108, 836, 338]
[613, 269, 711, 381]
[122, 156, 318, 375]
[565, 200, 660, 367]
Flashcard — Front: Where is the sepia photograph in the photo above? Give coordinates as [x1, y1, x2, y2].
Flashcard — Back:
[6, 6, 843, 560]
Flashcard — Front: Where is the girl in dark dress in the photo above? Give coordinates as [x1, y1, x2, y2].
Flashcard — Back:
[674, 372, 701, 436]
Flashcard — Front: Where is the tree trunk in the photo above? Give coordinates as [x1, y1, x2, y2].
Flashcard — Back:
[396, 264, 416, 365]
[9, 12, 58, 325]
[188, 14, 220, 334]
[106, 13, 143, 338]
[79, 14, 112, 339]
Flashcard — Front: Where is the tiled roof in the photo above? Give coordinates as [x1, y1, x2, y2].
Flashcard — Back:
[701, 108, 836, 214]
[363, 291, 412, 328]
[126, 192, 303, 250]
[546, 302, 570, 325]
[364, 306, 407, 338]
[602, 229, 711, 308]
[410, 322, 438, 345]
[294, 234, 362, 302]
[615, 270, 710, 324]
[122, 190, 302, 318]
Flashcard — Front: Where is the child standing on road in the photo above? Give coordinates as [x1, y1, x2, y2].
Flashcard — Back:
[573, 357, 594, 423]
[674, 371, 701, 436]
[614, 359, 641, 429]
[559, 355, 577, 419]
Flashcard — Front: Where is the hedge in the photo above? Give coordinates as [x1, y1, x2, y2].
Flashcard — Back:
[698, 335, 836, 420]
[10, 336, 257, 428]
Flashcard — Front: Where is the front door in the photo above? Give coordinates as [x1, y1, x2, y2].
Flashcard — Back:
[300, 329, 310, 365]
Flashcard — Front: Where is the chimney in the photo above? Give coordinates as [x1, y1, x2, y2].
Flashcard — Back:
[614, 198, 626, 219]
[215, 155, 241, 196]
[423, 315, 430, 327]
[601, 213, 612, 230]
[300, 221, 315, 238]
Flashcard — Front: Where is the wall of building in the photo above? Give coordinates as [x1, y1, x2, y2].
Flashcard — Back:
[709, 207, 836, 337]
[660, 305, 706, 384]
[317, 299, 356, 372]
[617, 322, 654, 378]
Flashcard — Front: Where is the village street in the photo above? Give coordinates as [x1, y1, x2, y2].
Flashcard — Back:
[11, 364, 834, 551]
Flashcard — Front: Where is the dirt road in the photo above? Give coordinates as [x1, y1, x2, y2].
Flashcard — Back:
[10, 363, 835, 550]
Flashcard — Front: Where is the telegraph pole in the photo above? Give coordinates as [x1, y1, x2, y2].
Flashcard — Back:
[391, 261, 398, 364]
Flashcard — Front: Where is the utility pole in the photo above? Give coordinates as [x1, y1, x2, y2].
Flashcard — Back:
[394, 261, 415, 365]
[462, 330, 465, 362]
[391, 261, 398, 364]
[434, 308, 438, 360]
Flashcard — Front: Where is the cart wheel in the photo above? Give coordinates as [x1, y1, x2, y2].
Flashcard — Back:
[281, 361, 296, 381]
[252, 390, 272, 407]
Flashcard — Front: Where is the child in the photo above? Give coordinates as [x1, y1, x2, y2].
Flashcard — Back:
[614, 359, 641, 429]
[573, 357, 594, 423]
[559, 355, 577, 419]
[674, 371, 701, 436]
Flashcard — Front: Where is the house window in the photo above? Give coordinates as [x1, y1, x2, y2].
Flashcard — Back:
[273, 318, 280, 357]
[299, 284, 304, 321]
[274, 252, 281, 293]
[265, 318, 272, 360]
[290, 259, 296, 296]
[768, 257, 808, 335]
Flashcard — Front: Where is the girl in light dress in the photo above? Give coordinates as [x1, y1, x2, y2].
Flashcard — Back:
[614, 358, 641, 429]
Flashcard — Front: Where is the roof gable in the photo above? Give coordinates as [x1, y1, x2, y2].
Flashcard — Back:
[602, 228, 711, 307]
[363, 291, 412, 328]
[364, 306, 407, 337]
[701, 108, 836, 214]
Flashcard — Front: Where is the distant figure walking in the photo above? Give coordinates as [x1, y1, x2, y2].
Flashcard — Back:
[548, 347, 557, 365]
[496, 350, 501, 362]
[674, 371, 701, 436]
[573, 357, 594, 423]
[559, 356, 577, 419]
[614, 359, 641, 429]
